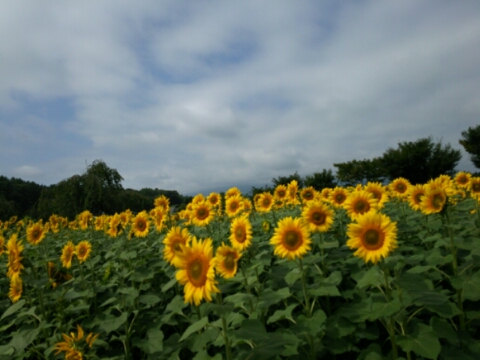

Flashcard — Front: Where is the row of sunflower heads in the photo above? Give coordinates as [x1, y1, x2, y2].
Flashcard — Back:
[162, 212, 254, 305]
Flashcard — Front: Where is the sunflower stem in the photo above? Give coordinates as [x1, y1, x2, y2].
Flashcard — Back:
[298, 259, 311, 317]
[381, 262, 398, 360]
[216, 293, 233, 360]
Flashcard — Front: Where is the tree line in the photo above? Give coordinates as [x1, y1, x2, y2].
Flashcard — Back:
[1, 125, 479, 221]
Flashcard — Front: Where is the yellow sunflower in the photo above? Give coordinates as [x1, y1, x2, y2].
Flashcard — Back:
[175, 237, 219, 306]
[131, 211, 150, 238]
[225, 187, 242, 199]
[214, 243, 242, 279]
[9, 276, 23, 303]
[54, 325, 99, 357]
[119, 210, 133, 227]
[330, 187, 349, 208]
[48, 262, 72, 288]
[274, 185, 288, 206]
[229, 215, 253, 251]
[61, 241, 76, 269]
[255, 192, 274, 213]
[76, 241, 92, 263]
[77, 210, 93, 230]
[0, 234, 5, 256]
[94, 215, 107, 231]
[454, 171, 471, 189]
[163, 226, 192, 268]
[270, 217, 311, 260]
[343, 190, 378, 220]
[469, 177, 480, 199]
[420, 187, 447, 215]
[207, 192, 221, 208]
[225, 195, 244, 217]
[321, 188, 332, 202]
[346, 212, 397, 264]
[286, 180, 300, 205]
[107, 214, 123, 238]
[26, 221, 46, 245]
[300, 187, 316, 204]
[364, 182, 389, 209]
[7, 234, 24, 279]
[191, 201, 215, 226]
[389, 177, 411, 198]
[407, 184, 427, 211]
[151, 207, 166, 232]
[301, 201, 334, 232]
[154, 195, 170, 212]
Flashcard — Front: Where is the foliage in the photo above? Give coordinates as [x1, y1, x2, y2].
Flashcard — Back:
[304, 169, 337, 190]
[334, 157, 385, 186]
[272, 171, 304, 188]
[0, 176, 45, 221]
[459, 124, 480, 169]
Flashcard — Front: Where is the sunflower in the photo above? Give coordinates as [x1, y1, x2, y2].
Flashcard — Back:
[48, 262, 72, 288]
[229, 215, 253, 251]
[49, 214, 61, 233]
[61, 241, 76, 269]
[26, 221, 46, 245]
[77, 210, 93, 230]
[9, 276, 23, 303]
[107, 214, 123, 238]
[207, 192, 221, 208]
[255, 192, 273, 213]
[469, 177, 480, 199]
[225, 195, 244, 217]
[150, 207, 166, 232]
[407, 184, 427, 211]
[286, 180, 300, 205]
[270, 217, 311, 260]
[76, 241, 92, 263]
[364, 182, 389, 209]
[154, 195, 170, 212]
[175, 237, 219, 306]
[0, 234, 5, 256]
[300, 187, 316, 204]
[274, 185, 288, 206]
[94, 215, 107, 231]
[321, 188, 332, 202]
[389, 177, 411, 198]
[54, 325, 99, 358]
[119, 210, 133, 227]
[131, 211, 150, 238]
[454, 171, 471, 189]
[301, 201, 334, 232]
[191, 201, 215, 226]
[225, 187, 242, 199]
[214, 243, 242, 279]
[163, 226, 191, 268]
[192, 194, 205, 205]
[420, 187, 447, 215]
[330, 187, 349, 208]
[343, 190, 378, 220]
[7, 234, 24, 279]
[346, 212, 398, 264]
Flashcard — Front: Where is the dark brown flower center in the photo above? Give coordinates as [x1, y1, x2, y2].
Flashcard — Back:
[235, 226, 245, 243]
[354, 200, 369, 213]
[224, 253, 235, 271]
[311, 211, 326, 225]
[362, 229, 384, 250]
[284, 230, 301, 250]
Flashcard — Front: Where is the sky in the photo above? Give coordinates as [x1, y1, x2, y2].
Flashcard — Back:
[1, 1, 480, 196]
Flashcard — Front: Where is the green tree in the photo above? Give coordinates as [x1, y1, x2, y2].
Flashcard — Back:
[272, 171, 304, 188]
[333, 158, 385, 186]
[381, 137, 461, 184]
[304, 169, 337, 190]
[459, 125, 480, 169]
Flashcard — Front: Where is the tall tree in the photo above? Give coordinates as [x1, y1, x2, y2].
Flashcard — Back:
[272, 171, 304, 188]
[333, 158, 385, 186]
[304, 169, 337, 190]
[459, 125, 480, 169]
[381, 137, 461, 184]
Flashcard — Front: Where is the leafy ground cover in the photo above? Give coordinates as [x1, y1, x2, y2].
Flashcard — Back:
[1, 173, 480, 359]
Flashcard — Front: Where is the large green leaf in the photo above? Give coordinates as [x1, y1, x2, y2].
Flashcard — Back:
[267, 304, 298, 324]
[0, 299, 25, 321]
[356, 265, 384, 289]
[134, 328, 164, 354]
[100, 312, 129, 334]
[179, 316, 209, 342]
[397, 323, 441, 359]
[462, 270, 480, 301]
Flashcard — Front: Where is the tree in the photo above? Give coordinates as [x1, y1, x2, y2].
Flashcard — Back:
[459, 125, 480, 169]
[272, 171, 304, 188]
[304, 169, 337, 190]
[381, 137, 461, 184]
[333, 158, 385, 186]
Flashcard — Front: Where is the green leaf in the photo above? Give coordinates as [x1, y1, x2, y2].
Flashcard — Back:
[120, 250, 137, 260]
[397, 323, 441, 359]
[130, 266, 154, 282]
[430, 317, 458, 345]
[356, 265, 384, 289]
[462, 270, 480, 301]
[232, 319, 267, 343]
[135, 328, 163, 354]
[323, 271, 342, 286]
[138, 295, 161, 306]
[257, 288, 290, 309]
[179, 316, 209, 342]
[100, 312, 129, 334]
[407, 265, 434, 274]
[285, 268, 302, 286]
[308, 285, 341, 297]
[161, 278, 177, 292]
[100, 297, 118, 308]
[267, 304, 298, 324]
[368, 296, 402, 320]
[193, 350, 222, 360]
[1, 299, 26, 321]
[9, 325, 42, 353]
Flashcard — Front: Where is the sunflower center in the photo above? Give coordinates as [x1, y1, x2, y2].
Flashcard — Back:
[396, 183, 406, 193]
[277, 190, 286, 198]
[173, 239, 183, 252]
[78, 247, 86, 256]
[188, 257, 207, 286]
[303, 191, 313, 200]
[335, 194, 346, 204]
[235, 226, 246, 243]
[362, 229, 384, 250]
[414, 192, 424, 204]
[229, 202, 238, 211]
[458, 176, 468, 185]
[262, 198, 271, 207]
[136, 220, 146, 231]
[354, 200, 369, 213]
[32, 229, 41, 239]
[196, 208, 208, 220]
[370, 191, 380, 200]
[223, 253, 236, 271]
[432, 194, 445, 210]
[284, 230, 302, 250]
[311, 211, 326, 225]
[472, 183, 480, 193]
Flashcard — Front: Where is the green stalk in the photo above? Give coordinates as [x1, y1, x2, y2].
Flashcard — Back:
[217, 293, 233, 360]
[382, 263, 398, 360]
[298, 259, 311, 317]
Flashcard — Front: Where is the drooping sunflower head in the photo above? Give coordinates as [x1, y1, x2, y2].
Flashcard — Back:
[175, 237, 219, 306]
[343, 190, 378, 220]
[191, 201, 215, 226]
[389, 177, 411, 198]
[229, 215, 253, 250]
[225, 195, 244, 217]
[76, 241, 92, 263]
[163, 226, 191, 268]
[214, 243, 242, 279]
[270, 217, 311, 260]
[407, 184, 427, 211]
[60, 241, 76, 269]
[346, 212, 398, 264]
[131, 211, 150, 238]
[26, 221, 46, 245]
[330, 187, 349, 208]
[8, 276, 23, 303]
[420, 187, 447, 215]
[301, 201, 334, 233]
[107, 214, 123, 238]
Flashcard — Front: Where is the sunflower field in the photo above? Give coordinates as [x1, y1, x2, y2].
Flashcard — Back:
[1, 173, 480, 359]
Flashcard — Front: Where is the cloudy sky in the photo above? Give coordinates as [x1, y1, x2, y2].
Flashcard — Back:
[1, 1, 479, 196]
